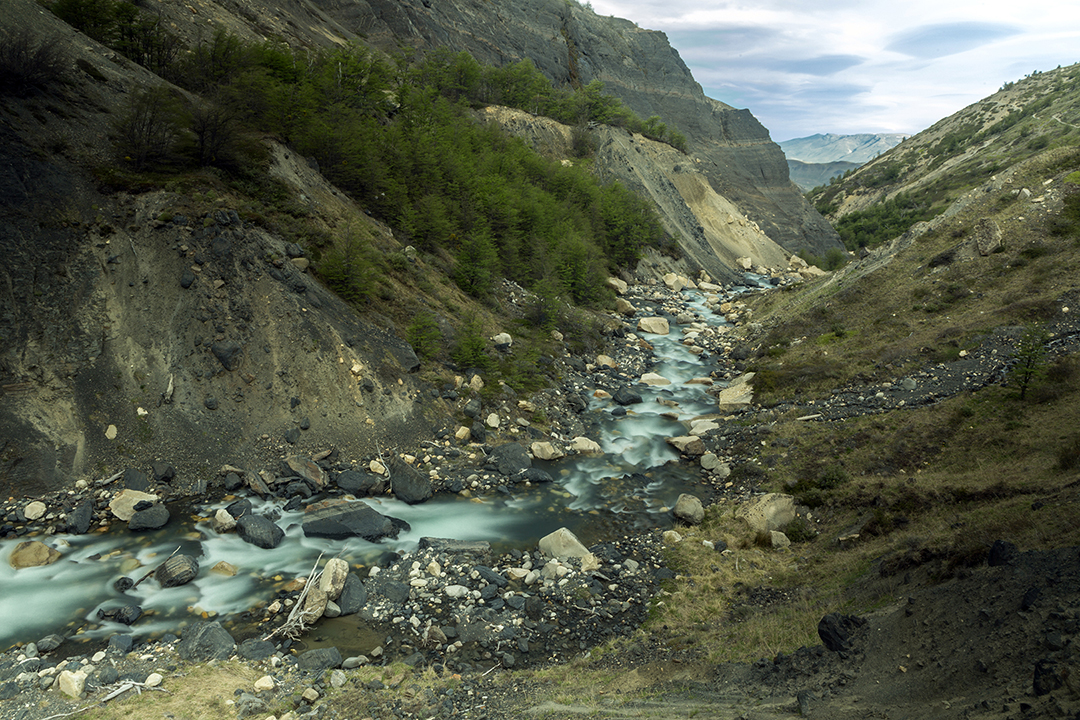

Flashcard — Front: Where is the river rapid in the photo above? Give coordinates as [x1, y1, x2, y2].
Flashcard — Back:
[0, 282, 756, 651]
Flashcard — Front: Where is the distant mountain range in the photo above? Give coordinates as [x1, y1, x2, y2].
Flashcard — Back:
[779, 133, 909, 192]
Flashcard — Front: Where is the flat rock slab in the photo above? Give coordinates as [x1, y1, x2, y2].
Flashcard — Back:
[109, 489, 160, 522]
[302, 499, 397, 541]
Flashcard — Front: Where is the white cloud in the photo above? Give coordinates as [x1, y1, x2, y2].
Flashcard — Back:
[588, 0, 1080, 140]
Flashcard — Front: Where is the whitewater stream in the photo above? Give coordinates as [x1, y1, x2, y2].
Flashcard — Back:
[0, 285, 747, 650]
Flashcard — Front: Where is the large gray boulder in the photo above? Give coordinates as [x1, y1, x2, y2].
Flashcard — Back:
[336, 573, 368, 616]
[297, 647, 342, 674]
[673, 494, 705, 525]
[236, 514, 285, 549]
[302, 499, 397, 541]
[177, 621, 235, 661]
[390, 458, 433, 504]
[491, 443, 531, 476]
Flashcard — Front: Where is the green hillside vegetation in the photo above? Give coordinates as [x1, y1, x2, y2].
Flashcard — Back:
[22, 0, 696, 386]
[811, 63, 1080, 249]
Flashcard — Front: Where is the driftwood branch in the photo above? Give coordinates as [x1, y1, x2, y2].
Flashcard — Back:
[263, 553, 324, 642]
[131, 548, 180, 587]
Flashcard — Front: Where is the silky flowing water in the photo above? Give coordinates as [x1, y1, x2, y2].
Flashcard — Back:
[0, 285, 750, 650]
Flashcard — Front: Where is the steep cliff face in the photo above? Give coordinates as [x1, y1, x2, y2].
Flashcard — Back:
[313, 0, 842, 258]
[479, 107, 793, 284]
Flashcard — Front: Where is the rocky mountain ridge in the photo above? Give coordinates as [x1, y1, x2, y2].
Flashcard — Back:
[812, 63, 1080, 220]
[779, 132, 909, 164]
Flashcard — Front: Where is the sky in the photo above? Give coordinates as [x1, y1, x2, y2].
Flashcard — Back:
[588, 0, 1080, 141]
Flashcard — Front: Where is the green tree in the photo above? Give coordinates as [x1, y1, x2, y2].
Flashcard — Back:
[406, 311, 442, 361]
[454, 228, 499, 298]
[451, 312, 490, 370]
[317, 225, 376, 304]
[1010, 323, 1050, 400]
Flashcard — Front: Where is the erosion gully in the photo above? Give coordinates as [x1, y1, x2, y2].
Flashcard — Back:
[0, 281, 760, 652]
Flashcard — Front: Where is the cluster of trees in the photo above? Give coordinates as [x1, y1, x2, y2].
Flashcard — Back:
[832, 192, 935, 250]
[50, 0, 181, 75]
[46, 0, 675, 307]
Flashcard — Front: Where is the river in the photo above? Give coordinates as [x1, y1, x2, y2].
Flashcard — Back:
[0, 283, 747, 650]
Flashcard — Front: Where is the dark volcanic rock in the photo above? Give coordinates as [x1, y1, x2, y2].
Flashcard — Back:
[613, 387, 643, 406]
[151, 461, 176, 482]
[177, 621, 235, 661]
[156, 554, 199, 588]
[491, 443, 531, 476]
[67, 498, 94, 534]
[818, 613, 866, 653]
[302, 499, 397, 540]
[337, 573, 368, 615]
[210, 340, 243, 371]
[390, 458, 433, 504]
[128, 503, 170, 531]
[335, 469, 375, 495]
[298, 646, 342, 674]
[236, 514, 285, 549]
[123, 468, 150, 492]
[237, 638, 276, 661]
[989, 539, 1018, 566]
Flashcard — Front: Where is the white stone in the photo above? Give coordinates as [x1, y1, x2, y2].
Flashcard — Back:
[716, 372, 755, 412]
[770, 531, 791, 549]
[211, 508, 236, 533]
[640, 372, 671, 386]
[530, 442, 564, 461]
[662, 530, 683, 545]
[736, 493, 797, 533]
[144, 672, 163, 687]
[606, 276, 628, 294]
[24, 501, 46, 521]
[254, 675, 275, 691]
[469, 375, 484, 392]
[689, 419, 719, 435]
[58, 669, 87, 698]
[569, 436, 602, 454]
[492, 332, 512, 347]
[369, 459, 386, 475]
[485, 413, 500, 429]
[105, 424, 117, 440]
[444, 585, 469, 598]
[666, 435, 705, 455]
[319, 558, 350, 600]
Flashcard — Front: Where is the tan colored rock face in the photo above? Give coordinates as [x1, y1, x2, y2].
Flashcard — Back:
[637, 317, 670, 335]
[9, 540, 61, 569]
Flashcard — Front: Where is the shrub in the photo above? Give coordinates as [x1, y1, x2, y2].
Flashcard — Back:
[317, 227, 376, 304]
[0, 29, 66, 96]
[406, 311, 441, 361]
[451, 313, 490, 371]
[112, 86, 184, 170]
[1058, 434, 1080, 472]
